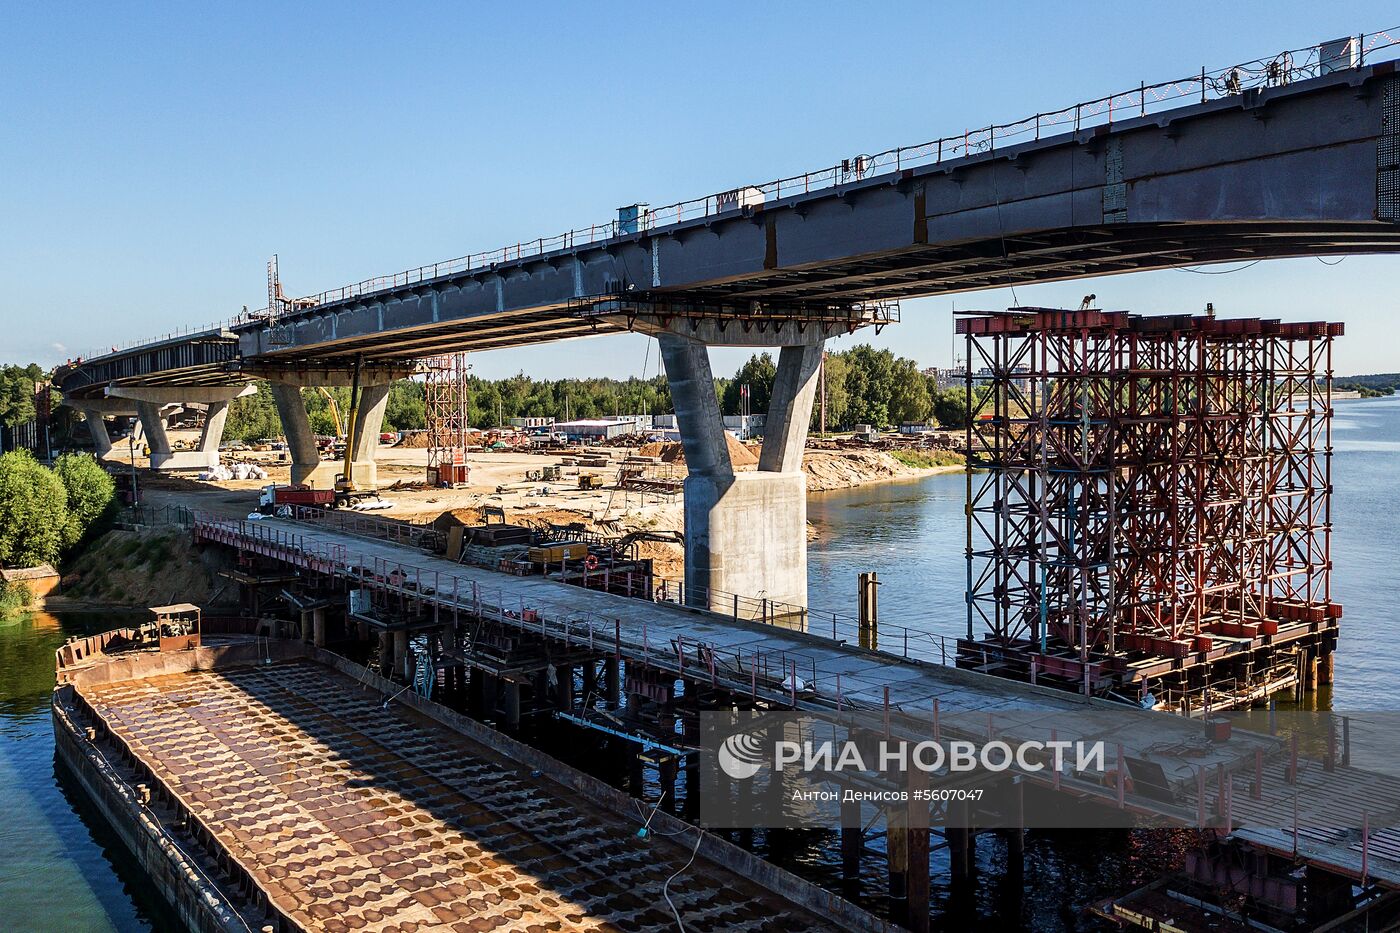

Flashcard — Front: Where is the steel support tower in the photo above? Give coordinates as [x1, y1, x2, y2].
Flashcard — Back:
[959, 307, 1341, 711]
[425, 353, 470, 486]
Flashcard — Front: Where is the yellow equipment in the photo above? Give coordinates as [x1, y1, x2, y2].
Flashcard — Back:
[316, 387, 344, 437]
[336, 359, 365, 498]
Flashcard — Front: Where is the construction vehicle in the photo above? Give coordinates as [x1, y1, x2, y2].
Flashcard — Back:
[258, 480, 379, 512]
[315, 387, 344, 436]
[259, 484, 335, 513]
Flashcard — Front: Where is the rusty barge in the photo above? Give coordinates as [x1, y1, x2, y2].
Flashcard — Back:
[53, 616, 884, 933]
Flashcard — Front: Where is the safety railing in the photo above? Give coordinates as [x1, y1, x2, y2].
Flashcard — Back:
[72, 316, 252, 369]
[80, 28, 1399, 364]
[287, 505, 439, 550]
[191, 513, 970, 715]
[645, 578, 961, 666]
[118, 504, 196, 529]
[283, 505, 966, 667]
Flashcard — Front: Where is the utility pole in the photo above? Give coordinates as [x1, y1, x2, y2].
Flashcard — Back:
[127, 435, 139, 507]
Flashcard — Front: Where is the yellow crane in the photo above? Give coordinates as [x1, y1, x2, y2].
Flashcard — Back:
[315, 387, 344, 437]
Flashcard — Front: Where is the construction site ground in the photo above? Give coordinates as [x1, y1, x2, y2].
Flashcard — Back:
[117, 432, 962, 582]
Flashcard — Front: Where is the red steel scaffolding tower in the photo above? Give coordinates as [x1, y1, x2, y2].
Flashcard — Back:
[425, 353, 470, 487]
[959, 307, 1341, 710]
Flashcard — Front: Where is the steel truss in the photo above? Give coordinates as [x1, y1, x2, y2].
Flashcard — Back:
[425, 353, 470, 475]
[961, 307, 1340, 677]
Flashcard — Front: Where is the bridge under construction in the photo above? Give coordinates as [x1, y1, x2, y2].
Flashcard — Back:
[36, 26, 1400, 933]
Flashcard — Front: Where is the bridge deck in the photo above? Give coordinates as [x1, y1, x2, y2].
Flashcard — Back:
[223, 517, 1248, 786]
[82, 657, 835, 932]
[247, 517, 1091, 716]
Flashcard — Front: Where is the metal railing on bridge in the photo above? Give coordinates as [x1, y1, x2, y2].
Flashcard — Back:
[283, 503, 966, 666]
[117, 504, 196, 529]
[191, 512, 970, 712]
[81, 27, 1400, 364]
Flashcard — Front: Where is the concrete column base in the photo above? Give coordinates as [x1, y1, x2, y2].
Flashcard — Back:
[684, 470, 808, 611]
[150, 449, 221, 471]
[344, 459, 377, 490]
[293, 460, 343, 489]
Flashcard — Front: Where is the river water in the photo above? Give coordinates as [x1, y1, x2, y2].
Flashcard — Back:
[809, 396, 1398, 709]
[0, 610, 167, 930]
[2, 398, 1394, 929]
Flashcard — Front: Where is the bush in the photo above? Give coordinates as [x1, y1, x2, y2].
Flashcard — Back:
[0, 580, 33, 618]
[889, 449, 965, 469]
[53, 452, 116, 546]
[0, 450, 69, 568]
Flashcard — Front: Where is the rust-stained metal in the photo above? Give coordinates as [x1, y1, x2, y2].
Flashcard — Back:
[66, 653, 847, 932]
[959, 307, 1341, 709]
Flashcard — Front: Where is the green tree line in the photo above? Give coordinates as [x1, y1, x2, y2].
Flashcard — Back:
[2, 346, 962, 449]
[220, 345, 962, 441]
[723, 346, 967, 431]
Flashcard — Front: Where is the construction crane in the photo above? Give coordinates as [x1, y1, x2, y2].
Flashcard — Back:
[315, 387, 344, 437]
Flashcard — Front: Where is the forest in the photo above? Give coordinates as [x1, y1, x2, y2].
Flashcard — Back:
[1, 347, 970, 446]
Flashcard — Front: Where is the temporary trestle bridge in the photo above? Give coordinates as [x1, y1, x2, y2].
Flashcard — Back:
[177, 507, 1400, 931]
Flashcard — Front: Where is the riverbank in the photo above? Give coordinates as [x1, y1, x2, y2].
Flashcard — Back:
[804, 448, 962, 492]
[56, 526, 230, 610]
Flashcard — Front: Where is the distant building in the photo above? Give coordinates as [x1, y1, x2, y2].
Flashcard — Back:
[551, 419, 633, 442]
[509, 417, 554, 429]
[924, 367, 967, 389]
[604, 415, 653, 431]
[723, 414, 765, 439]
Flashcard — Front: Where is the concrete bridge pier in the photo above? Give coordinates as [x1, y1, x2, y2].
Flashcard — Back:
[73, 398, 139, 459]
[659, 334, 822, 611]
[107, 386, 253, 470]
[269, 379, 393, 490]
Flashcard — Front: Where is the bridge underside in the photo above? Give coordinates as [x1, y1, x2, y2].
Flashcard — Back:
[678, 221, 1400, 303]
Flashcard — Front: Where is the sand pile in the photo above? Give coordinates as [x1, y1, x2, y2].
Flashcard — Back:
[638, 435, 758, 467]
[398, 431, 430, 448]
[802, 449, 921, 492]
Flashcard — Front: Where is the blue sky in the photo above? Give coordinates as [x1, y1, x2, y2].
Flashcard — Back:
[2, 1, 1396, 378]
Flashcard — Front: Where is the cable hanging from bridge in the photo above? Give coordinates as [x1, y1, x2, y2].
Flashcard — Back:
[1174, 260, 1264, 275]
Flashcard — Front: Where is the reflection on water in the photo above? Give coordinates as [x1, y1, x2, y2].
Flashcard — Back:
[0, 609, 161, 931]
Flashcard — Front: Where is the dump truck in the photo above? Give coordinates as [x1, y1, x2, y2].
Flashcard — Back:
[259, 484, 335, 513]
[258, 482, 381, 513]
